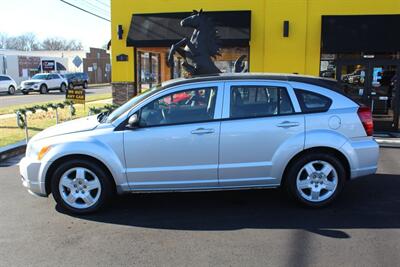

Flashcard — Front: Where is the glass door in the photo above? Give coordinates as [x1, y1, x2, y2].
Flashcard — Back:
[337, 60, 400, 132]
[337, 61, 370, 106]
[369, 63, 399, 131]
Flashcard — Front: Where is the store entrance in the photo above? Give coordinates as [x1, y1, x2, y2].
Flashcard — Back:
[337, 60, 399, 132]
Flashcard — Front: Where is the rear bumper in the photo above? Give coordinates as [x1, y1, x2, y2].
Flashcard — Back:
[341, 138, 379, 179]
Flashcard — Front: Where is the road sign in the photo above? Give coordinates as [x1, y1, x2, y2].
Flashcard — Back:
[66, 89, 85, 104]
[72, 56, 82, 68]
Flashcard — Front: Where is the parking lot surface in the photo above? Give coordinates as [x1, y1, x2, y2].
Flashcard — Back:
[0, 148, 399, 267]
[0, 85, 111, 108]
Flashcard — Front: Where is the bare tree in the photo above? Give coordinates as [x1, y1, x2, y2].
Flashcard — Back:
[0, 33, 84, 51]
[41, 37, 67, 50]
[0, 33, 8, 49]
[41, 37, 83, 51]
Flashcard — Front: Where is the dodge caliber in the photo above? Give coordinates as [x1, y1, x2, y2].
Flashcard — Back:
[20, 74, 379, 214]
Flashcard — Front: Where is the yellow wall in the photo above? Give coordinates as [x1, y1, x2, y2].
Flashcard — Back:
[111, 0, 400, 82]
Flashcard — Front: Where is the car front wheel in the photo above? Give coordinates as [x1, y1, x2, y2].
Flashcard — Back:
[83, 81, 88, 89]
[285, 152, 345, 207]
[51, 159, 113, 214]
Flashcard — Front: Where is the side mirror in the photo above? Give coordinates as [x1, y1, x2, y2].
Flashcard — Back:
[127, 113, 139, 129]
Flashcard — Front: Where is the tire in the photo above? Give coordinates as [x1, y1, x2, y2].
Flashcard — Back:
[40, 84, 48, 94]
[51, 159, 114, 214]
[68, 83, 74, 90]
[8, 85, 16, 95]
[60, 83, 67, 93]
[22, 90, 29, 95]
[285, 152, 346, 208]
[83, 81, 88, 89]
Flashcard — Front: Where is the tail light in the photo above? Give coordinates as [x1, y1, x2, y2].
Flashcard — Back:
[357, 106, 374, 136]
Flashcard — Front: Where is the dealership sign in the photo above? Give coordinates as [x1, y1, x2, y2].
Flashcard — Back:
[66, 89, 85, 104]
[42, 60, 55, 71]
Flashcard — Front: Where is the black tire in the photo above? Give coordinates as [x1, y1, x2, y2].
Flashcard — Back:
[40, 84, 48, 94]
[51, 159, 114, 214]
[8, 85, 16, 95]
[83, 81, 88, 89]
[68, 83, 74, 90]
[285, 152, 346, 208]
[60, 83, 67, 93]
[22, 90, 29, 95]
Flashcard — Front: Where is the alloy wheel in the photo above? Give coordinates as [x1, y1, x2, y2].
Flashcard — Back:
[58, 167, 102, 209]
[296, 160, 338, 202]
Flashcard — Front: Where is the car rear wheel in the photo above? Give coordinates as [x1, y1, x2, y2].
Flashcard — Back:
[83, 81, 88, 89]
[40, 84, 48, 94]
[51, 159, 113, 214]
[8, 85, 15, 95]
[60, 83, 67, 93]
[285, 152, 345, 207]
[68, 83, 74, 90]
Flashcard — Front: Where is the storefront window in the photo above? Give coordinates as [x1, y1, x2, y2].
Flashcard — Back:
[137, 51, 161, 90]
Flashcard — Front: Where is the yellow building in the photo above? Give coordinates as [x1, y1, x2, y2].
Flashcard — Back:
[111, 0, 400, 131]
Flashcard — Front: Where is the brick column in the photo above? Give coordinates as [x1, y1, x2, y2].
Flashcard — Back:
[112, 82, 137, 105]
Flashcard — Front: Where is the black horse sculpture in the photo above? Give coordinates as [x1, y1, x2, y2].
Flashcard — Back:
[168, 9, 222, 76]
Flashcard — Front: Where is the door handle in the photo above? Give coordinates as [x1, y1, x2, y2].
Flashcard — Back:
[191, 128, 215, 135]
[276, 121, 300, 128]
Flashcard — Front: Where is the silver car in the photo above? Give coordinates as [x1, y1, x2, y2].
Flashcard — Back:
[20, 74, 379, 214]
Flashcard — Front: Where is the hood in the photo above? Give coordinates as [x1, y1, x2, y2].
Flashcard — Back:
[22, 79, 44, 84]
[32, 115, 100, 141]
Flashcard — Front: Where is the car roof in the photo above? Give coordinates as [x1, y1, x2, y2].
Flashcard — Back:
[162, 73, 343, 93]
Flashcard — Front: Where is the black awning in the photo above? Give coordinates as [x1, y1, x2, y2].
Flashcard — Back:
[321, 15, 400, 53]
[127, 11, 251, 47]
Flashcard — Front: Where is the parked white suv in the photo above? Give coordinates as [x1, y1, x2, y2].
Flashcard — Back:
[21, 73, 68, 94]
[20, 74, 379, 214]
[0, 74, 17, 95]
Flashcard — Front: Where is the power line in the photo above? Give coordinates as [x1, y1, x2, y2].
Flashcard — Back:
[59, 0, 110, 22]
[80, 0, 110, 17]
[91, 0, 110, 8]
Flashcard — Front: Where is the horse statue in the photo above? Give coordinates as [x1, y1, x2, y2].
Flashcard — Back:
[167, 9, 222, 76]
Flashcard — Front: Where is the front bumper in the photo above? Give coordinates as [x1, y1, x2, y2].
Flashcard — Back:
[19, 157, 47, 197]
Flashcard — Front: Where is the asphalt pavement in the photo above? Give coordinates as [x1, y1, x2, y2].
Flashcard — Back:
[0, 148, 399, 267]
[0, 85, 111, 108]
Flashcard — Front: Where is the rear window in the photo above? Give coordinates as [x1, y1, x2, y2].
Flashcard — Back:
[295, 89, 332, 113]
[230, 86, 294, 119]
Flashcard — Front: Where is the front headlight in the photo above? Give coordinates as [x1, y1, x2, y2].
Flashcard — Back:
[27, 143, 52, 160]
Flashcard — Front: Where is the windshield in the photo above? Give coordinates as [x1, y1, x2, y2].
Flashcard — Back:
[105, 86, 163, 123]
[32, 74, 48, 80]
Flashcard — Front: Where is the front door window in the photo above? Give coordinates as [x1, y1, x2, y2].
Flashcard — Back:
[139, 87, 218, 126]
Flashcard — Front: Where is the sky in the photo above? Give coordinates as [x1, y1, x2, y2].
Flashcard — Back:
[0, 0, 111, 49]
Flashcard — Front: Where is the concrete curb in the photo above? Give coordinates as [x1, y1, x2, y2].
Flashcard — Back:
[374, 138, 400, 148]
[0, 141, 26, 162]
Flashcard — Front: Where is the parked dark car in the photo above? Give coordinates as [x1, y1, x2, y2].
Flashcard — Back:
[63, 73, 89, 89]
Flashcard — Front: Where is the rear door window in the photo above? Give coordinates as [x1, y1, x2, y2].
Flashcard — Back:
[230, 86, 294, 119]
[295, 89, 332, 113]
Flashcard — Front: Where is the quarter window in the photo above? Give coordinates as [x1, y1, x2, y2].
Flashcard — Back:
[139, 87, 218, 127]
[295, 89, 332, 113]
[230, 86, 294, 118]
